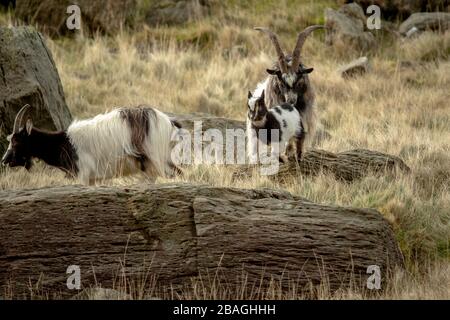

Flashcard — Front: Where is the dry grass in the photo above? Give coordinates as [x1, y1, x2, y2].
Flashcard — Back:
[0, 1, 449, 299]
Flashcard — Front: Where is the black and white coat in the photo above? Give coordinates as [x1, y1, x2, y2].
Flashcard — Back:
[246, 89, 303, 164]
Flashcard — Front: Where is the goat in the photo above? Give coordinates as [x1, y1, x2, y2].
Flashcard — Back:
[247, 89, 303, 164]
[1, 104, 182, 185]
[253, 25, 324, 157]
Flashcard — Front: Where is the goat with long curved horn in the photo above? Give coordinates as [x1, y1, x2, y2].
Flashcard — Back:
[254, 27, 288, 74]
[291, 25, 325, 71]
[249, 25, 325, 163]
[12, 104, 32, 134]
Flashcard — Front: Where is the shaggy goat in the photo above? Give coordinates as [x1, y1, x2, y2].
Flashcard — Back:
[247, 89, 303, 163]
[253, 25, 324, 156]
[1, 104, 182, 184]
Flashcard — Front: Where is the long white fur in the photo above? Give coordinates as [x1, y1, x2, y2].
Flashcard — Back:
[67, 108, 175, 184]
[247, 92, 302, 163]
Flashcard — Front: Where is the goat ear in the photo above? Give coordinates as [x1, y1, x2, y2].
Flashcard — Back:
[257, 90, 267, 111]
[248, 91, 252, 99]
[266, 69, 282, 78]
[25, 118, 33, 135]
[301, 67, 314, 74]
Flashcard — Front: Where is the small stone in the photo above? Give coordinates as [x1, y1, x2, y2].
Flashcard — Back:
[338, 57, 370, 78]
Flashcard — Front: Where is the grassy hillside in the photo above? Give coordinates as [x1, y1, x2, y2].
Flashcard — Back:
[0, 1, 449, 299]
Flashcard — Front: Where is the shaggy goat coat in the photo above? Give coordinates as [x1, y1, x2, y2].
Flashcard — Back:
[67, 106, 178, 184]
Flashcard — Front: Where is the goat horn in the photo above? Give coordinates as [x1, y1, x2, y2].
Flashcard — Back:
[254, 27, 288, 74]
[13, 104, 32, 133]
[291, 25, 324, 70]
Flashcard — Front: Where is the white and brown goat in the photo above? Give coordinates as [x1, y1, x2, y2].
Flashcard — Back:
[253, 25, 324, 157]
[1, 104, 182, 184]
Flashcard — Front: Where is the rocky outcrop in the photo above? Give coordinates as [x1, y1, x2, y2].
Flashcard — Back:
[0, 183, 404, 298]
[399, 12, 450, 36]
[71, 288, 131, 300]
[325, 3, 376, 52]
[0, 26, 72, 157]
[15, 0, 136, 37]
[144, 0, 209, 26]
